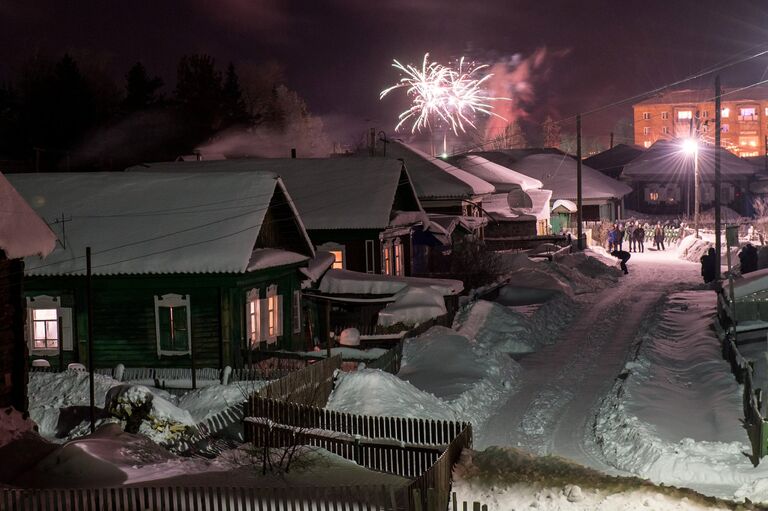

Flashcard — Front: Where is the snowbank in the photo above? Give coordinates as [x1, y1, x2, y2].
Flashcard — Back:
[497, 268, 574, 305]
[454, 300, 538, 354]
[593, 291, 768, 503]
[677, 235, 713, 263]
[377, 286, 447, 327]
[176, 383, 263, 423]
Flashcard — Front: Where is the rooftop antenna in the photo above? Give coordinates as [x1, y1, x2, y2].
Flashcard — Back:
[50, 213, 72, 249]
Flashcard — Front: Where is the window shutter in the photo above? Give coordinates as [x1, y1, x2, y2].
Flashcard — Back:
[173, 306, 189, 351]
[277, 295, 284, 337]
[292, 291, 301, 334]
[61, 308, 73, 351]
[260, 298, 271, 343]
[246, 288, 260, 347]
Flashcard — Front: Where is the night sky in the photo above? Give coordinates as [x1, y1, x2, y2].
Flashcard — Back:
[2, 0, 768, 146]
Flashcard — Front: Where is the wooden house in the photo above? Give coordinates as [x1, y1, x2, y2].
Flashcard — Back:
[7, 171, 315, 370]
[621, 140, 756, 216]
[133, 158, 427, 278]
[0, 173, 57, 411]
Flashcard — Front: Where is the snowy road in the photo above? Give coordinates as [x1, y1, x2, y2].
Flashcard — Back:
[477, 248, 701, 471]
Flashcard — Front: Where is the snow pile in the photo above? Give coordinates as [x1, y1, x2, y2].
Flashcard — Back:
[593, 291, 768, 502]
[328, 326, 521, 431]
[497, 268, 574, 305]
[677, 235, 713, 262]
[176, 383, 261, 423]
[326, 369, 459, 422]
[106, 385, 195, 448]
[454, 300, 539, 354]
[28, 370, 121, 439]
[453, 447, 733, 511]
[0, 407, 37, 448]
[377, 286, 447, 327]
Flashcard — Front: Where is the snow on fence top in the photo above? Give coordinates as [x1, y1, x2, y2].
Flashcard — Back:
[7, 172, 312, 275]
[0, 172, 56, 259]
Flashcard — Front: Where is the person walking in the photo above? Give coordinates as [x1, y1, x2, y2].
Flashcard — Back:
[700, 247, 717, 283]
[654, 222, 665, 251]
[611, 249, 631, 274]
[634, 224, 645, 253]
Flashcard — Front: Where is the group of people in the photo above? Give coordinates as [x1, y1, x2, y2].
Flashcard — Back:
[607, 221, 669, 253]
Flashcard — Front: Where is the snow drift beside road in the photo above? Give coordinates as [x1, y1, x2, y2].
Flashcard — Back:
[454, 300, 538, 354]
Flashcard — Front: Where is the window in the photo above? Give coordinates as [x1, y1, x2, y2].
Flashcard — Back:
[701, 110, 709, 118]
[318, 242, 345, 270]
[649, 192, 660, 202]
[739, 107, 757, 121]
[661, 111, 669, 120]
[643, 127, 651, 135]
[722, 108, 730, 118]
[662, 126, 669, 134]
[394, 240, 404, 276]
[643, 141, 651, 148]
[764, 107, 768, 116]
[740, 136, 759, 148]
[246, 288, 261, 347]
[265, 285, 283, 342]
[642, 112, 651, 120]
[154, 294, 191, 356]
[26, 295, 73, 353]
[382, 242, 392, 275]
[365, 240, 376, 274]
[292, 290, 302, 334]
[677, 110, 692, 120]
[722, 123, 730, 133]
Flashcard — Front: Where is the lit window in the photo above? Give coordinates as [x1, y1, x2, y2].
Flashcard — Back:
[740, 107, 757, 118]
[643, 127, 651, 135]
[154, 294, 191, 356]
[722, 123, 730, 133]
[677, 110, 692, 120]
[649, 192, 659, 202]
[740, 136, 759, 148]
[31, 309, 58, 350]
[330, 250, 344, 269]
[394, 240, 404, 276]
[662, 126, 669, 134]
[642, 112, 651, 120]
[26, 295, 72, 353]
[661, 112, 669, 120]
[382, 242, 392, 275]
[702, 111, 709, 118]
[643, 141, 651, 148]
[246, 288, 261, 347]
[722, 108, 730, 118]
[265, 284, 282, 342]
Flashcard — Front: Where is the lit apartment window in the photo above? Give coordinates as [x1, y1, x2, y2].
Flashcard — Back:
[382, 242, 392, 275]
[643, 141, 651, 148]
[740, 136, 759, 148]
[394, 240, 404, 276]
[31, 309, 58, 350]
[661, 112, 669, 120]
[642, 112, 651, 120]
[677, 110, 692, 120]
[662, 126, 669, 134]
[739, 107, 757, 121]
[765, 107, 768, 116]
[643, 127, 651, 135]
[722, 108, 730, 118]
[649, 192, 660, 202]
[330, 251, 343, 269]
[701, 111, 709, 118]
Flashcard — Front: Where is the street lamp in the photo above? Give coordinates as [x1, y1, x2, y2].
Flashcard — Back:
[682, 138, 700, 238]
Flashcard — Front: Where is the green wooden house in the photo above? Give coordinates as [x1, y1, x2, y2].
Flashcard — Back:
[7, 171, 315, 370]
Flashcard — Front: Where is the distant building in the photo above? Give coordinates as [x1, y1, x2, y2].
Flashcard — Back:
[633, 87, 768, 157]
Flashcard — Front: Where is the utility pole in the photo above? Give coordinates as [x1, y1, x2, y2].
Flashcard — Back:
[609, 132, 614, 149]
[715, 75, 722, 279]
[86, 247, 96, 434]
[576, 114, 583, 250]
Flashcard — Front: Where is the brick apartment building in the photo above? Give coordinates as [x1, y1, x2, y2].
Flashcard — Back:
[633, 88, 768, 157]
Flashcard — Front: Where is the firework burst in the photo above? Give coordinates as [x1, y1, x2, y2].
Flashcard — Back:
[380, 53, 508, 134]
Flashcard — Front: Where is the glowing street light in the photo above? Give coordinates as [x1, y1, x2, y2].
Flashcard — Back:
[681, 138, 700, 238]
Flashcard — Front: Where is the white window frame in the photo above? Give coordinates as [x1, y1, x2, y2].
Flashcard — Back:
[318, 242, 345, 270]
[265, 285, 283, 343]
[661, 126, 669, 134]
[292, 290, 302, 334]
[661, 111, 669, 120]
[722, 108, 730, 118]
[642, 112, 650, 120]
[246, 288, 261, 348]
[642, 127, 651, 135]
[677, 110, 693, 120]
[365, 240, 376, 274]
[26, 295, 73, 354]
[154, 293, 192, 357]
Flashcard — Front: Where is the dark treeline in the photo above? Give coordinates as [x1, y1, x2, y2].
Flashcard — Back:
[0, 53, 315, 171]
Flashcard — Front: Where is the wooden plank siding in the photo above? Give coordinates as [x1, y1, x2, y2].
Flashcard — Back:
[23, 264, 308, 370]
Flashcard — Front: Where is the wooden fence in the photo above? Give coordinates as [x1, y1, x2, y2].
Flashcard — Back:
[249, 396, 467, 446]
[253, 354, 342, 407]
[1, 485, 407, 511]
[722, 335, 768, 461]
[365, 340, 404, 374]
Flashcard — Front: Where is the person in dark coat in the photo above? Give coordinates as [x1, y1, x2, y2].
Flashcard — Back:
[653, 222, 665, 251]
[700, 247, 717, 283]
[611, 249, 631, 274]
[740, 243, 758, 274]
[626, 222, 636, 252]
[633, 225, 645, 253]
[617, 223, 626, 251]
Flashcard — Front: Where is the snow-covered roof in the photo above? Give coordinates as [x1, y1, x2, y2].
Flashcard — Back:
[247, 248, 309, 272]
[476, 152, 632, 201]
[387, 141, 495, 199]
[131, 158, 420, 230]
[583, 144, 645, 178]
[0, 173, 57, 259]
[8, 172, 312, 276]
[451, 154, 543, 192]
[552, 199, 578, 214]
[483, 194, 536, 222]
[318, 269, 463, 296]
[300, 251, 336, 283]
[621, 140, 756, 179]
[522, 189, 552, 220]
[732, 267, 768, 299]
